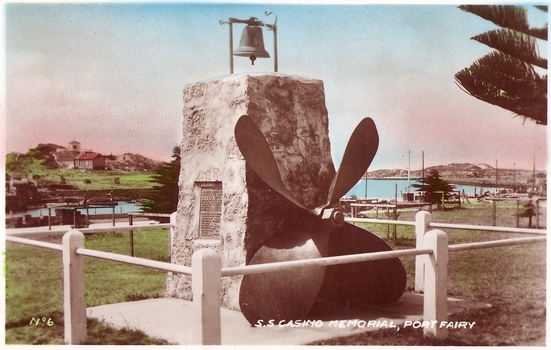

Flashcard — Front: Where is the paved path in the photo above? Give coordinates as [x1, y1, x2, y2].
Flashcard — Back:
[86, 293, 490, 345]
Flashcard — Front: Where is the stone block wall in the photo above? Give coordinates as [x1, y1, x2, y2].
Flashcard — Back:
[164, 73, 335, 311]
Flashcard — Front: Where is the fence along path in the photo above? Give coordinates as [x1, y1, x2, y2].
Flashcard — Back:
[5, 211, 546, 345]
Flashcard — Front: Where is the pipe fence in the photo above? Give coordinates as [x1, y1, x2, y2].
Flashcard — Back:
[5, 211, 546, 345]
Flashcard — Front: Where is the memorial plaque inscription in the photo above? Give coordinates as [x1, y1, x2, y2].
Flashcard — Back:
[198, 183, 222, 238]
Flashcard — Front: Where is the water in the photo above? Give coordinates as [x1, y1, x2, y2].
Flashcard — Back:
[13, 181, 499, 218]
[346, 179, 494, 200]
[13, 201, 143, 218]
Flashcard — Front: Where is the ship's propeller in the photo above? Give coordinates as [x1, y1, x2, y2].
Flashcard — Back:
[234, 115, 406, 325]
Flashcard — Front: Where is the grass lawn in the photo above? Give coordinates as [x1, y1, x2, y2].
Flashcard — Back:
[5, 229, 171, 345]
[38, 169, 158, 191]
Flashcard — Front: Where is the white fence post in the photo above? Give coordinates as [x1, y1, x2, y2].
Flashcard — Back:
[62, 230, 87, 344]
[422, 229, 448, 339]
[192, 248, 221, 345]
[415, 210, 432, 292]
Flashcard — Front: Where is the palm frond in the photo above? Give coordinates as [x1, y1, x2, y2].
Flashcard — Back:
[472, 29, 547, 69]
[459, 5, 529, 33]
[527, 25, 548, 41]
[454, 51, 547, 125]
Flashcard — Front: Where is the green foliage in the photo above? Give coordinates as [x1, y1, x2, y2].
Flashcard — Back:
[141, 146, 180, 213]
[412, 169, 455, 205]
[455, 5, 547, 125]
[27, 143, 61, 168]
[6, 153, 52, 179]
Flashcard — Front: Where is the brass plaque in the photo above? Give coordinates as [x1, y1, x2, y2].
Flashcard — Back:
[199, 185, 222, 238]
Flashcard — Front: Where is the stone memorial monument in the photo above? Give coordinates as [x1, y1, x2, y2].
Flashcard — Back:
[165, 73, 406, 324]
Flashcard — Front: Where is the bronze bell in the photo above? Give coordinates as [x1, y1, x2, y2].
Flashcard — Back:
[234, 25, 270, 65]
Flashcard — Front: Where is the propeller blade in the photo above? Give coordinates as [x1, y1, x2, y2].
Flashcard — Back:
[327, 117, 379, 206]
[316, 222, 407, 306]
[235, 115, 309, 212]
[239, 218, 331, 325]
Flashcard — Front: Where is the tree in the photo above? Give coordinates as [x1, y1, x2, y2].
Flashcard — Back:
[141, 146, 180, 213]
[412, 170, 455, 207]
[454, 5, 547, 125]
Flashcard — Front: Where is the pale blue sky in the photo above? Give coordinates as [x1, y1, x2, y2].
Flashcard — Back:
[4, 2, 548, 171]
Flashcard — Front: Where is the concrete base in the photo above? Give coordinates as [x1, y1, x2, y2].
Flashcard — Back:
[86, 293, 491, 345]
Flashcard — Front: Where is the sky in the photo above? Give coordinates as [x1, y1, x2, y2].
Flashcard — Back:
[3, 1, 548, 172]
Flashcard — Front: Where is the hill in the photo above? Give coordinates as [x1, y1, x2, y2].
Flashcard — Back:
[367, 163, 493, 179]
[6, 143, 64, 175]
[5, 145, 165, 211]
[367, 162, 545, 189]
[6, 144, 164, 178]
[367, 162, 542, 179]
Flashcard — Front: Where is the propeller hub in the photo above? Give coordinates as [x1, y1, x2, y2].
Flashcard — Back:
[321, 208, 345, 227]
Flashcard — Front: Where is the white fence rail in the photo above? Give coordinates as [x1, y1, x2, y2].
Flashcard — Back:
[76, 247, 192, 274]
[345, 217, 546, 235]
[221, 247, 433, 277]
[7, 223, 175, 238]
[5, 211, 546, 345]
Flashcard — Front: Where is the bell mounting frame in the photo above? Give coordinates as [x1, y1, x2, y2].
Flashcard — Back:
[220, 12, 278, 74]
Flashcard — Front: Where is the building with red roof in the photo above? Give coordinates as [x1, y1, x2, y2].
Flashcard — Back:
[54, 140, 106, 170]
[74, 151, 105, 170]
